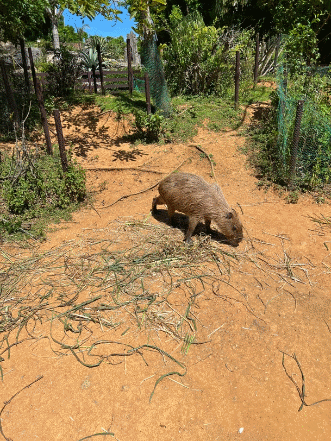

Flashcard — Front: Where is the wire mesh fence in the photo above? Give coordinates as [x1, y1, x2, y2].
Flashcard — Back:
[277, 64, 331, 188]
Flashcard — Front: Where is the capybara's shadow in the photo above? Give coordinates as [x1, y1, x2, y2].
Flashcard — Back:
[151, 208, 238, 246]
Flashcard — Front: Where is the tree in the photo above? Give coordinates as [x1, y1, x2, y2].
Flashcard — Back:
[126, 0, 166, 37]
[45, 0, 123, 50]
[0, 0, 48, 43]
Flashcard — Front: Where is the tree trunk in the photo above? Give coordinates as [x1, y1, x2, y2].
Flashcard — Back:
[46, 4, 62, 51]
[52, 18, 60, 50]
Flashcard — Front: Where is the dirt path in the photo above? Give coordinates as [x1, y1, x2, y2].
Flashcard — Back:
[1, 104, 331, 441]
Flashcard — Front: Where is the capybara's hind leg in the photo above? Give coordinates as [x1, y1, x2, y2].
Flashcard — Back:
[152, 195, 165, 213]
[166, 205, 176, 226]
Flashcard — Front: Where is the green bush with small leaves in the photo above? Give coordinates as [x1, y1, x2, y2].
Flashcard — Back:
[1, 150, 86, 215]
[134, 110, 164, 142]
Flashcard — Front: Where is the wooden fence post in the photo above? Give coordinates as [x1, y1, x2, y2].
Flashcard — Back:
[19, 38, 30, 93]
[91, 64, 98, 94]
[0, 59, 20, 126]
[127, 38, 133, 95]
[27, 47, 38, 94]
[253, 33, 260, 86]
[53, 109, 68, 173]
[87, 71, 92, 93]
[35, 78, 53, 155]
[27, 48, 53, 154]
[288, 100, 304, 190]
[96, 44, 105, 95]
[144, 72, 151, 114]
[234, 51, 240, 110]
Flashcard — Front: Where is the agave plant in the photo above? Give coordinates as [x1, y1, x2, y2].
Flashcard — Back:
[80, 47, 99, 70]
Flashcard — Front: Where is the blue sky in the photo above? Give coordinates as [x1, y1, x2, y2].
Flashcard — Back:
[63, 7, 137, 39]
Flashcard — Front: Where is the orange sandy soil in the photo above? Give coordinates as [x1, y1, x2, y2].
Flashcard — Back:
[1, 102, 331, 441]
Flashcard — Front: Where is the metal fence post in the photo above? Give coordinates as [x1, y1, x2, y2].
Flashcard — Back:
[288, 100, 304, 190]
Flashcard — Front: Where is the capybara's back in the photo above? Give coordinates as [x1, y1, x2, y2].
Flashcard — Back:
[152, 172, 243, 245]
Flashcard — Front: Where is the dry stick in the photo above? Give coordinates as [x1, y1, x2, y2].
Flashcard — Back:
[188, 144, 217, 182]
[98, 159, 187, 209]
[0, 375, 43, 441]
[281, 351, 331, 412]
[85, 167, 163, 174]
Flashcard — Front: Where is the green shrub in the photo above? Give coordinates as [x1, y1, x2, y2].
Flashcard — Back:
[134, 110, 164, 142]
[163, 8, 255, 97]
[44, 47, 84, 97]
[1, 150, 86, 215]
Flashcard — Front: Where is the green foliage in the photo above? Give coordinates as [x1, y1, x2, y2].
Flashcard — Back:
[126, 0, 166, 35]
[1, 151, 86, 215]
[80, 47, 99, 69]
[58, 23, 88, 44]
[105, 36, 126, 60]
[245, 91, 284, 184]
[0, 69, 40, 141]
[44, 46, 84, 97]
[163, 9, 255, 96]
[0, 148, 86, 240]
[63, 0, 122, 21]
[162, 95, 243, 142]
[86, 35, 108, 52]
[134, 110, 164, 142]
[283, 25, 320, 72]
[82, 35, 126, 67]
[95, 91, 147, 115]
[0, 0, 47, 43]
[247, 66, 331, 193]
[94, 91, 243, 144]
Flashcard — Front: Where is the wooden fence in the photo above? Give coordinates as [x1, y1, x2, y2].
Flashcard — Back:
[34, 69, 143, 93]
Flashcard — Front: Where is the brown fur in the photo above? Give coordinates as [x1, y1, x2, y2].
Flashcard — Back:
[152, 172, 243, 245]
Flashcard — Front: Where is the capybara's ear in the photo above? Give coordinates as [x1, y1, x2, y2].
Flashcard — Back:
[226, 211, 233, 219]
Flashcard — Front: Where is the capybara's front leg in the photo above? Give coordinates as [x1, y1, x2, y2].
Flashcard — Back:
[184, 216, 199, 245]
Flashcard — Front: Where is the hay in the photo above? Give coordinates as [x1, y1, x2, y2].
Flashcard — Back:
[0, 219, 313, 373]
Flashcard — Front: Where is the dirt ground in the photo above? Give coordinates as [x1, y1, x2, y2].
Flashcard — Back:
[1, 102, 331, 441]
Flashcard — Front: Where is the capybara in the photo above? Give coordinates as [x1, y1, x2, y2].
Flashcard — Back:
[152, 172, 243, 245]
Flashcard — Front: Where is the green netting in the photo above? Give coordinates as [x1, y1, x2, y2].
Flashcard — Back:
[277, 64, 331, 186]
[134, 37, 172, 117]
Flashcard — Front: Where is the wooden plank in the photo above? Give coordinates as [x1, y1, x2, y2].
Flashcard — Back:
[104, 78, 129, 84]
[104, 84, 129, 90]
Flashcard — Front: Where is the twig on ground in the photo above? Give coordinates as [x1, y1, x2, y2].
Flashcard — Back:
[0, 375, 43, 441]
[86, 167, 163, 174]
[281, 351, 331, 411]
[98, 159, 187, 209]
[189, 144, 217, 182]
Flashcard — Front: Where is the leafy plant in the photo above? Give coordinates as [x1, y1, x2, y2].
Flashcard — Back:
[80, 47, 99, 70]
[1, 151, 86, 215]
[163, 8, 255, 97]
[134, 110, 164, 142]
[43, 46, 84, 97]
